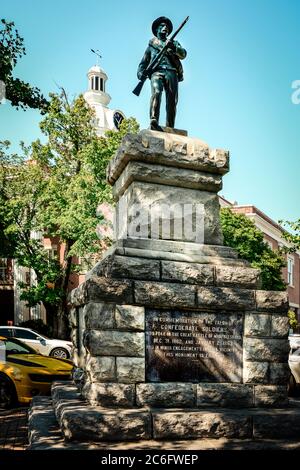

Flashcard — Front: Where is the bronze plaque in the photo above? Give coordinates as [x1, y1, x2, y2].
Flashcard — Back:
[145, 309, 243, 383]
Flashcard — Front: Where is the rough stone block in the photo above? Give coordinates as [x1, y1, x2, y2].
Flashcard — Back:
[116, 357, 145, 383]
[271, 315, 289, 338]
[84, 330, 144, 357]
[82, 382, 135, 407]
[161, 261, 214, 285]
[216, 266, 261, 289]
[254, 385, 288, 407]
[136, 383, 196, 408]
[70, 277, 133, 306]
[244, 313, 271, 337]
[70, 329, 77, 348]
[243, 361, 269, 384]
[244, 338, 290, 362]
[60, 406, 151, 441]
[152, 410, 252, 439]
[85, 356, 116, 382]
[84, 302, 115, 329]
[69, 308, 77, 328]
[112, 161, 223, 197]
[197, 287, 255, 310]
[107, 131, 229, 187]
[115, 305, 144, 331]
[102, 255, 160, 281]
[52, 382, 80, 406]
[256, 291, 289, 312]
[196, 384, 253, 408]
[72, 348, 80, 368]
[117, 181, 223, 245]
[135, 281, 196, 308]
[269, 363, 290, 385]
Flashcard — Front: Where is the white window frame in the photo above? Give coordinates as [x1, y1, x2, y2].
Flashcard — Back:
[287, 255, 295, 287]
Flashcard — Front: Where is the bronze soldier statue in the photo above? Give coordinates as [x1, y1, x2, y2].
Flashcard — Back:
[136, 16, 187, 131]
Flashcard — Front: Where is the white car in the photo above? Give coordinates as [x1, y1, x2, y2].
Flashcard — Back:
[289, 345, 300, 396]
[0, 326, 72, 359]
[289, 334, 300, 349]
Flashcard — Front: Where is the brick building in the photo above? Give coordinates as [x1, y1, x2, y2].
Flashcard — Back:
[220, 196, 300, 320]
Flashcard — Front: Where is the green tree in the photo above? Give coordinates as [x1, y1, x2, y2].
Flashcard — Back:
[220, 208, 286, 291]
[279, 219, 300, 253]
[0, 93, 139, 337]
[288, 310, 298, 331]
[0, 19, 48, 110]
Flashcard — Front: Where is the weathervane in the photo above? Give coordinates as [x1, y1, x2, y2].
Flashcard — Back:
[91, 49, 102, 66]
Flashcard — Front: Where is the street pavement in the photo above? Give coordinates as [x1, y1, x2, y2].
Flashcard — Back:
[0, 407, 28, 450]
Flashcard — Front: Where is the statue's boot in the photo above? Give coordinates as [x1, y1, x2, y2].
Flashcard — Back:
[150, 119, 163, 132]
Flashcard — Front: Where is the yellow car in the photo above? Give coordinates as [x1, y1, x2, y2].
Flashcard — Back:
[0, 335, 73, 408]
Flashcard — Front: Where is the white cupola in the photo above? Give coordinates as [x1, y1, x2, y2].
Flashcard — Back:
[84, 65, 111, 106]
[83, 63, 125, 137]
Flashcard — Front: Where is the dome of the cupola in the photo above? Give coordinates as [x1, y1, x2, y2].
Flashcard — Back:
[84, 63, 111, 106]
[87, 65, 108, 80]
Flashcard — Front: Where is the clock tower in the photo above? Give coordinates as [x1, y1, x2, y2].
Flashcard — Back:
[84, 64, 125, 136]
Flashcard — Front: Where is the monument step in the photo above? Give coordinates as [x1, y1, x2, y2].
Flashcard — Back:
[50, 383, 300, 442]
[115, 248, 248, 266]
[28, 397, 300, 450]
[115, 238, 239, 258]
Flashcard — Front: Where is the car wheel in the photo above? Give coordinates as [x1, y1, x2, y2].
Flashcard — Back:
[50, 347, 69, 359]
[0, 374, 17, 409]
[288, 373, 297, 397]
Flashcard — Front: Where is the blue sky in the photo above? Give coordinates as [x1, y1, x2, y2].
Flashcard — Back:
[1, 0, 300, 224]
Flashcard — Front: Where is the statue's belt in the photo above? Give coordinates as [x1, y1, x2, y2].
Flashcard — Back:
[152, 65, 177, 73]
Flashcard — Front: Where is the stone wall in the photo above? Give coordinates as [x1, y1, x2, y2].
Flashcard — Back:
[70, 284, 289, 409]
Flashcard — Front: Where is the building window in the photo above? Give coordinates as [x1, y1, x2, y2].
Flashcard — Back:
[95, 76, 99, 90]
[25, 271, 31, 285]
[91, 77, 94, 90]
[100, 78, 104, 91]
[30, 304, 41, 320]
[46, 247, 58, 261]
[0, 258, 7, 282]
[265, 239, 273, 250]
[0, 258, 13, 283]
[288, 256, 294, 286]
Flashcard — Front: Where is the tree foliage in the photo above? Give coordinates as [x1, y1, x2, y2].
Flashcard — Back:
[0, 19, 48, 110]
[279, 219, 300, 253]
[288, 310, 298, 330]
[0, 92, 139, 336]
[220, 208, 286, 291]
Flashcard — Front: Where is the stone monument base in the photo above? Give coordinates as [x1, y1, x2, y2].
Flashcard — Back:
[28, 129, 295, 449]
[28, 383, 300, 449]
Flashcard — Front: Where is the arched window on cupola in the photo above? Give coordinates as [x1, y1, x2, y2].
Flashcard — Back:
[90, 76, 94, 90]
[95, 76, 99, 91]
[100, 78, 104, 92]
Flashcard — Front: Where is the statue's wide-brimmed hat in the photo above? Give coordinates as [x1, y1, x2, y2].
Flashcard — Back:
[152, 17, 173, 36]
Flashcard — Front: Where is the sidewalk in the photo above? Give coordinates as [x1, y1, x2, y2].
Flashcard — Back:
[0, 407, 28, 450]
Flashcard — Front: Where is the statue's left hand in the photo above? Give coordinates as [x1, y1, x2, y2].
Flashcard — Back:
[166, 40, 176, 52]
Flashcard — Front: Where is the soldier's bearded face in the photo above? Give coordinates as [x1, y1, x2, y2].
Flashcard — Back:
[157, 23, 169, 39]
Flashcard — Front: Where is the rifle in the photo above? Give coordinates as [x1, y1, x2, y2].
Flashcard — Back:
[132, 16, 189, 97]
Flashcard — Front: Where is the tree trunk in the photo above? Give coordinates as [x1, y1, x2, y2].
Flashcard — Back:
[53, 239, 74, 339]
[44, 299, 69, 339]
[56, 295, 70, 339]
[42, 301, 57, 337]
